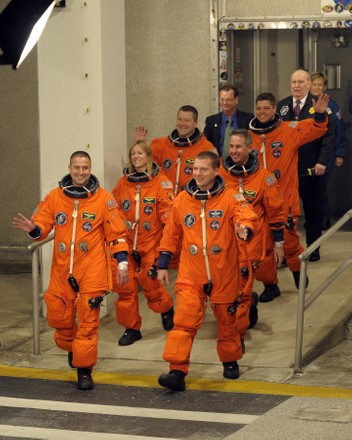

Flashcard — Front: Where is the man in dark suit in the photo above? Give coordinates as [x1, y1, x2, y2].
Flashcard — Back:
[277, 69, 334, 262]
[203, 85, 253, 157]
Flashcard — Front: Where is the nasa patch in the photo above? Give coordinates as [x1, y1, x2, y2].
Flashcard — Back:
[55, 212, 67, 226]
[144, 205, 153, 215]
[210, 220, 221, 230]
[184, 213, 196, 228]
[184, 166, 193, 175]
[82, 222, 92, 232]
[273, 149, 281, 158]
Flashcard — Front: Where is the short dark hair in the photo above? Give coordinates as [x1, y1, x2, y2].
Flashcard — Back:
[178, 105, 198, 121]
[219, 84, 239, 98]
[256, 92, 276, 106]
[231, 128, 252, 147]
[195, 150, 220, 169]
[70, 150, 91, 164]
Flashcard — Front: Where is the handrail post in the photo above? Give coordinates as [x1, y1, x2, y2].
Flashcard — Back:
[294, 256, 308, 373]
[32, 248, 41, 355]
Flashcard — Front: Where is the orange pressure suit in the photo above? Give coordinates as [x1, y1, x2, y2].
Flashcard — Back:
[112, 163, 174, 330]
[151, 128, 217, 195]
[220, 153, 285, 337]
[157, 176, 258, 375]
[30, 174, 128, 368]
[249, 114, 328, 272]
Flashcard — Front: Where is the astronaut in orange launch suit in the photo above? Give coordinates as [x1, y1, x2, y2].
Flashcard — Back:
[134, 105, 217, 195]
[220, 129, 285, 336]
[12, 151, 129, 391]
[248, 92, 328, 300]
[156, 150, 258, 391]
[112, 140, 175, 346]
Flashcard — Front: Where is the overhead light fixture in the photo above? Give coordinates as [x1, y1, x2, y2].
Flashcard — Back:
[0, 0, 56, 69]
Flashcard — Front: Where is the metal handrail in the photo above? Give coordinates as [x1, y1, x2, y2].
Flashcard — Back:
[27, 232, 54, 355]
[294, 209, 352, 373]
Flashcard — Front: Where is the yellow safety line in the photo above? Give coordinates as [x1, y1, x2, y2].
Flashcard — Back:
[0, 365, 351, 400]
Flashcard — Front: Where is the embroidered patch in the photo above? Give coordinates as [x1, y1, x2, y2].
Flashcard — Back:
[184, 166, 193, 175]
[55, 212, 67, 226]
[273, 149, 281, 158]
[185, 158, 194, 165]
[209, 210, 223, 218]
[122, 199, 131, 211]
[243, 189, 257, 199]
[288, 121, 299, 128]
[142, 197, 156, 204]
[161, 180, 173, 189]
[266, 174, 277, 187]
[144, 206, 153, 215]
[107, 198, 118, 210]
[210, 220, 221, 230]
[82, 222, 92, 232]
[82, 212, 96, 220]
[271, 141, 283, 149]
[184, 213, 196, 227]
[280, 106, 289, 116]
[234, 193, 246, 202]
[164, 158, 172, 170]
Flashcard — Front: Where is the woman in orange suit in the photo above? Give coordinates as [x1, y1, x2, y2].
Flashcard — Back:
[112, 140, 175, 346]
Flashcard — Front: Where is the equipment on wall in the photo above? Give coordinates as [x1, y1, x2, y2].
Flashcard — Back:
[0, 0, 57, 69]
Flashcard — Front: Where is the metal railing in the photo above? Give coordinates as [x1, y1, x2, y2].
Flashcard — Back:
[294, 208, 352, 373]
[27, 232, 54, 355]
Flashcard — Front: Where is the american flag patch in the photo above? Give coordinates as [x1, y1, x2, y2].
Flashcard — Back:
[107, 198, 118, 210]
[161, 180, 173, 189]
[266, 174, 277, 187]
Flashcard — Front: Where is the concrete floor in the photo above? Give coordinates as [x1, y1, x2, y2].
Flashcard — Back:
[0, 230, 351, 390]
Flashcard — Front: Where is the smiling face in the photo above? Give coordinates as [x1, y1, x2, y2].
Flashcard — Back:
[69, 156, 91, 186]
[310, 77, 326, 96]
[291, 70, 311, 100]
[130, 143, 148, 172]
[219, 89, 238, 116]
[229, 134, 251, 166]
[255, 99, 277, 124]
[176, 110, 198, 138]
[193, 157, 218, 191]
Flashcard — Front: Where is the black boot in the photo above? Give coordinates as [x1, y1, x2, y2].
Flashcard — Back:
[223, 361, 240, 379]
[158, 369, 185, 391]
[292, 271, 309, 289]
[118, 329, 142, 346]
[161, 307, 174, 331]
[248, 292, 259, 329]
[77, 368, 94, 390]
[259, 284, 281, 303]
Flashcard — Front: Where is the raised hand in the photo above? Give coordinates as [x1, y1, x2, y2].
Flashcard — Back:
[312, 93, 329, 113]
[12, 213, 36, 233]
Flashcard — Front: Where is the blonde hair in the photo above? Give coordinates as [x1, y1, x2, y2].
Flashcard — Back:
[310, 71, 328, 86]
[126, 140, 153, 174]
